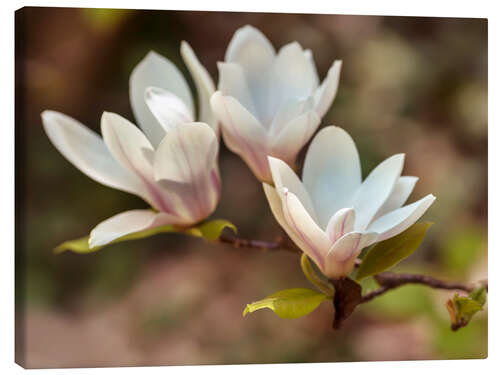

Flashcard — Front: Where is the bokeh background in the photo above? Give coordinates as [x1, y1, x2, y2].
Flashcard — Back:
[15, 7, 487, 368]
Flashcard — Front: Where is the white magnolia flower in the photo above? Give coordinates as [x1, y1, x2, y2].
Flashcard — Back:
[42, 111, 220, 248]
[263, 126, 436, 279]
[130, 41, 217, 148]
[211, 25, 342, 182]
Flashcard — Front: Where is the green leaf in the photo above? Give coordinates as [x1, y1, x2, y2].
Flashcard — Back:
[356, 221, 433, 281]
[55, 219, 237, 254]
[185, 219, 237, 241]
[446, 286, 487, 331]
[243, 288, 328, 319]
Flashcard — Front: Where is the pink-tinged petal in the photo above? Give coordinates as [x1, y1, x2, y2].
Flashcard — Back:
[145, 87, 194, 131]
[373, 176, 419, 221]
[217, 62, 258, 118]
[41, 111, 145, 197]
[352, 154, 405, 231]
[129, 51, 193, 147]
[314, 60, 342, 118]
[154, 122, 219, 223]
[180, 41, 218, 134]
[368, 194, 436, 242]
[211, 91, 270, 181]
[270, 110, 320, 167]
[268, 157, 317, 221]
[270, 42, 318, 111]
[89, 209, 179, 248]
[326, 208, 355, 243]
[100, 112, 171, 212]
[281, 190, 330, 272]
[263, 183, 310, 254]
[302, 126, 362, 229]
[325, 231, 378, 279]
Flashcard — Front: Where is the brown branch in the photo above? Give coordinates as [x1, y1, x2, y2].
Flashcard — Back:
[217, 233, 301, 254]
[360, 272, 486, 303]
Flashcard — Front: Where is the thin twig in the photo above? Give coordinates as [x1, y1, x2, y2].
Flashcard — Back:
[360, 272, 484, 303]
[218, 233, 301, 254]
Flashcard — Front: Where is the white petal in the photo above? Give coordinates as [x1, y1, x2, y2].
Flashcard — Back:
[89, 209, 177, 248]
[154, 122, 218, 184]
[304, 49, 320, 88]
[270, 42, 318, 111]
[145, 86, 194, 132]
[269, 96, 314, 136]
[180, 41, 218, 134]
[326, 208, 355, 243]
[129, 51, 193, 147]
[325, 231, 378, 279]
[352, 154, 405, 231]
[211, 91, 270, 181]
[302, 126, 362, 229]
[268, 156, 317, 221]
[281, 190, 331, 272]
[263, 183, 310, 254]
[374, 176, 419, 220]
[100, 112, 173, 212]
[269, 110, 320, 167]
[154, 122, 220, 223]
[225, 26, 276, 125]
[314, 60, 342, 118]
[217, 62, 257, 116]
[225, 25, 275, 66]
[41, 110, 144, 196]
[368, 194, 436, 241]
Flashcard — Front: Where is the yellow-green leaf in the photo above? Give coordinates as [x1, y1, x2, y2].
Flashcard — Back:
[55, 219, 237, 254]
[356, 222, 433, 281]
[447, 286, 487, 331]
[243, 288, 328, 319]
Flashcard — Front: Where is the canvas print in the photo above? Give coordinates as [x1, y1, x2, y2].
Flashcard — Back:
[15, 7, 487, 368]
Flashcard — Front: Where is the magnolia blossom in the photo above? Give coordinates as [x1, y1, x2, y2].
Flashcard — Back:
[263, 126, 436, 279]
[42, 111, 220, 248]
[211, 25, 342, 182]
[130, 41, 217, 147]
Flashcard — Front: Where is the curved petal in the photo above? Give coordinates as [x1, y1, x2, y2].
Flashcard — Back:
[270, 42, 318, 110]
[268, 157, 317, 221]
[225, 25, 276, 125]
[269, 96, 314, 136]
[180, 41, 218, 134]
[154, 122, 218, 184]
[304, 49, 320, 89]
[41, 110, 144, 197]
[314, 60, 342, 118]
[281, 190, 330, 272]
[352, 154, 405, 231]
[129, 51, 193, 147]
[325, 231, 378, 279]
[269, 110, 320, 167]
[154, 122, 220, 222]
[302, 126, 362, 229]
[217, 62, 257, 116]
[326, 208, 355, 243]
[374, 176, 419, 221]
[145, 86, 194, 132]
[211, 91, 270, 181]
[263, 183, 310, 254]
[368, 194, 436, 242]
[100, 112, 172, 212]
[89, 209, 178, 248]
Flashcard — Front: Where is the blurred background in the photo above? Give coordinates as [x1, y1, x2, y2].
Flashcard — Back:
[15, 7, 487, 368]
